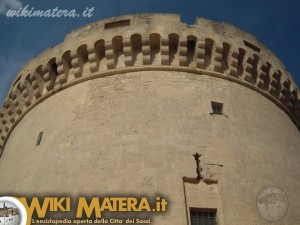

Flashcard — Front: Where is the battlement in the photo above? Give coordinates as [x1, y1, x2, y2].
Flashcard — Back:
[0, 14, 299, 156]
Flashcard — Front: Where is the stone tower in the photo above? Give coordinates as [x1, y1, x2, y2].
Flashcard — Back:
[0, 14, 299, 225]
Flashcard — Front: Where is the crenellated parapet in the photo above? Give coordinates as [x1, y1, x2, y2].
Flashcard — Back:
[0, 14, 299, 156]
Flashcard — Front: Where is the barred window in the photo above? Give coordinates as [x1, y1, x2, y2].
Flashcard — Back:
[190, 209, 217, 225]
[211, 101, 223, 115]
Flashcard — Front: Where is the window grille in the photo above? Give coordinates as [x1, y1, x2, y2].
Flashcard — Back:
[190, 210, 217, 225]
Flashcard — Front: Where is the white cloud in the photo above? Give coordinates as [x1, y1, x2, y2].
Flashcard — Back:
[0, 0, 22, 15]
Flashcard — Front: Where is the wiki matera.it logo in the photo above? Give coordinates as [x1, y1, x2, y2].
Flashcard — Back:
[0, 197, 27, 225]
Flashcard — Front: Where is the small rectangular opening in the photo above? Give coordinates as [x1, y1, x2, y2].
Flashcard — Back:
[243, 40, 261, 52]
[190, 208, 218, 225]
[104, 19, 130, 29]
[187, 39, 196, 54]
[211, 101, 223, 115]
[36, 131, 43, 146]
[50, 62, 58, 75]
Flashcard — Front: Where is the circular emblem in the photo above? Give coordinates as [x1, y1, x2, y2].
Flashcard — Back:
[0, 196, 27, 225]
[257, 187, 288, 222]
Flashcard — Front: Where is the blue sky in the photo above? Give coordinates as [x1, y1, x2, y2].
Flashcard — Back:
[0, 0, 299, 105]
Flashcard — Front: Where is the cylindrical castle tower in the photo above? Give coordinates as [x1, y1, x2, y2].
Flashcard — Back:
[0, 14, 299, 224]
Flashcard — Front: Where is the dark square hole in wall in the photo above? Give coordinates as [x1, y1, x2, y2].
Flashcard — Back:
[211, 101, 223, 115]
